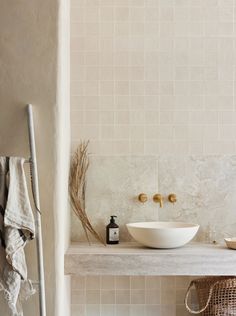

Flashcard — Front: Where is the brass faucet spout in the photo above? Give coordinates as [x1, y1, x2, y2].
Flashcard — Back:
[153, 194, 163, 208]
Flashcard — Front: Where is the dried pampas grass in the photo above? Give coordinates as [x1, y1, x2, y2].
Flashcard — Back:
[69, 141, 105, 245]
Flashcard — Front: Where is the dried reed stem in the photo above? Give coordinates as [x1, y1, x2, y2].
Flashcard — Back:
[69, 141, 105, 245]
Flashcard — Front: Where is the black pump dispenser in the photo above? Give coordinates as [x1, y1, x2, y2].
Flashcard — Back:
[110, 216, 116, 223]
[106, 216, 119, 244]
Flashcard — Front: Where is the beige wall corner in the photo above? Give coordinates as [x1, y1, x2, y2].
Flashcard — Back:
[55, 0, 71, 315]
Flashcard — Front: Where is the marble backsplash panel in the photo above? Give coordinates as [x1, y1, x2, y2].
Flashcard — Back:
[71, 156, 159, 242]
[158, 156, 236, 242]
[71, 155, 236, 243]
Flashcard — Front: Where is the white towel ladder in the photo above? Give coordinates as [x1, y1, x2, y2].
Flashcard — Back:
[27, 104, 47, 316]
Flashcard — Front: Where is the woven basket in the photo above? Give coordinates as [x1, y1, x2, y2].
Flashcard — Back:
[185, 277, 236, 315]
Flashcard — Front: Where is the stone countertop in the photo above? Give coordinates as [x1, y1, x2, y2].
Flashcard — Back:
[65, 242, 236, 276]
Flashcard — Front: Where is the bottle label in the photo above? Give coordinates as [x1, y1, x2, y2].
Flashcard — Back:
[109, 228, 119, 241]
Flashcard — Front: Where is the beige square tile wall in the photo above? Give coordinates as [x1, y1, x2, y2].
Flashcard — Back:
[71, 276, 192, 316]
[71, 0, 236, 156]
[70, 0, 236, 315]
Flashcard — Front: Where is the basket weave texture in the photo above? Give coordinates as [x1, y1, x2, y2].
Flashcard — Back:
[185, 276, 236, 315]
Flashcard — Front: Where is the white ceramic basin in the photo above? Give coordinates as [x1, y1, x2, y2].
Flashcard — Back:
[126, 221, 199, 249]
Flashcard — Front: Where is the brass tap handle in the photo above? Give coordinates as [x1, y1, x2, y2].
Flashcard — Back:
[168, 193, 177, 203]
[138, 193, 148, 203]
[153, 194, 163, 208]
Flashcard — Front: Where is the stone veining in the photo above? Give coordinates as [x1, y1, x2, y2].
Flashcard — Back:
[71, 155, 236, 243]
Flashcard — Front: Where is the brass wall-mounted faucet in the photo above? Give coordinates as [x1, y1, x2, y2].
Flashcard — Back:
[153, 194, 163, 208]
[138, 193, 177, 207]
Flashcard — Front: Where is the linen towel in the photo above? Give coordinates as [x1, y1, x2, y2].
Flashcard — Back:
[0, 157, 36, 316]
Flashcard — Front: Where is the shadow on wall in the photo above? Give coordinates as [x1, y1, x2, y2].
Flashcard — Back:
[0, 104, 29, 156]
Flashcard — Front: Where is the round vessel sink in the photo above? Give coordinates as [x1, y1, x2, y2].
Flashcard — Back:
[126, 221, 199, 249]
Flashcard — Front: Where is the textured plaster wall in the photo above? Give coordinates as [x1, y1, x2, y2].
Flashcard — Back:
[0, 1, 70, 316]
